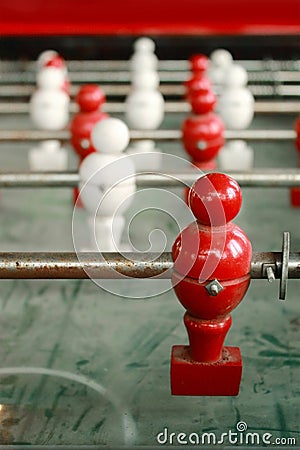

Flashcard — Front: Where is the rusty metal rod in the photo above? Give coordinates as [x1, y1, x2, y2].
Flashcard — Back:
[0, 129, 296, 142]
[0, 66, 300, 83]
[0, 170, 299, 188]
[0, 251, 298, 279]
[0, 101, 299, 115]
[0, 84, 299, 98]
[1, 59, 299, 72]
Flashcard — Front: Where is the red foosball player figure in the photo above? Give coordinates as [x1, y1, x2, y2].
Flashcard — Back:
[184, 54, 217, 115]
[182, 54, 225, 205]
[171, 173, 252, 396]
[70, 84, 108, 206]
[290, 117, 300, 207]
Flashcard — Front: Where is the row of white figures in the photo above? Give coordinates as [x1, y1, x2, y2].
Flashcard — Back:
[36, 49, 70, 94]
[130, 37, 158, 72]
[29, 140, 68, 171]
[218, 140, 254, 171]
[208, 49, 234, 89]
[125, 38, 165, 131]
[29, 51, 70, 172]
[209, 48, 254, 171]
[218, 64, 255, 130]
[208, 48, 255, 130]
[29, 67, 70, 130]
[29, 50, 70, 131]
[80, 118, 136, 252]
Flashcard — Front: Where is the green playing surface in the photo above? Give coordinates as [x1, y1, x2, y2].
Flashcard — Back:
[0, 106, 298, 449]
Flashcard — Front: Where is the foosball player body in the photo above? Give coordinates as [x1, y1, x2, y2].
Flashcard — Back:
[181, 111, 224, 204]
[171, 173, 252, 396]
[182, 54, 224, 173]
[184, 54, 217, 115]
[70, 84, 108, 206]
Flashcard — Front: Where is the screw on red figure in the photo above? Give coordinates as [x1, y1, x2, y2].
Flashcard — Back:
[171, 173, 252, 396]
[290, 117, 300, 207]
[70, 84, 108, 206]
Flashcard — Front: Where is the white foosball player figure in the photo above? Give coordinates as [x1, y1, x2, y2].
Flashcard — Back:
[130, 37, 158, 72]
[28, 140, 68, 172]
[125, 70, 165, 130]
[36, 50, 58, 71]
[208, 48, 233, 90]
[218, 64, 255, 130]
[218, 140, 254, 171]
[126, 139, 162, 171]
[29, 67, 70, 130]
[36, 50, 70, 94]
[79, 118, 136, 252]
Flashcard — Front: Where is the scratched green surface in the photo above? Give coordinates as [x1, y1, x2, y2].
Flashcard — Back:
[0, 107, 298, 449]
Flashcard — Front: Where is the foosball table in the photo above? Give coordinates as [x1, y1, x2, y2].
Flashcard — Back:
[0, 0, 299, 447]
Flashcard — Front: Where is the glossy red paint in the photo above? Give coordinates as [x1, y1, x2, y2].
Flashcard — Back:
[184, 313, 232, 362]
[185, 76, 217, 114]
[188, 172, 243, 224]
[171, 173, 252, 395]
[189, 54, 209, 74]
[1, 0, 299, 35]
[76, 85, 106, 113]
[172, 273, 251, 319]
[184, 57, 216, 114]
[188, 89, 217, 115]
[181, 113, 225, 163]
[70, 85, 108, 160]
[171, 346, 242, 396]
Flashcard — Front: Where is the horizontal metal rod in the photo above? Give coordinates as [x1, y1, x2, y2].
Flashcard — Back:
[0, 170, 300, 188]
[0, 129, 296, 142]
[1, 59, 299, 72]
[0, 101, 299, 115]
[0, 70, 300, 84]
[0, 84, 299, 98]
[0, 251, 298, 279]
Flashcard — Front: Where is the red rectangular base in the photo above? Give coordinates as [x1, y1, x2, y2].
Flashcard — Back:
[171, 345, 242, 396]
[290, 188, 300, 207]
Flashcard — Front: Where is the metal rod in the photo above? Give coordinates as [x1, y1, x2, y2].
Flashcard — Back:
[1, 59, 299, 72]
[1, 69, 300, 84]
[0, 129, 296, 142]
[0, 251, 298, 279]
[0, 101, 299, 115]
[0, 84, 299, 98]
[0, 170, 300, 188]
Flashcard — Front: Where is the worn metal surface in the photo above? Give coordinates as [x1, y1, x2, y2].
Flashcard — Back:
[0, 250, 299, 281]
[0, 129, 296, 142]
[0, 83, 299, 98]
[0, 252, 173, 279]
[0, 101, 300, 115]
[1, 68, 300, 83]
[1, 58, 300, 72]
[0, 170, 300, 188]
